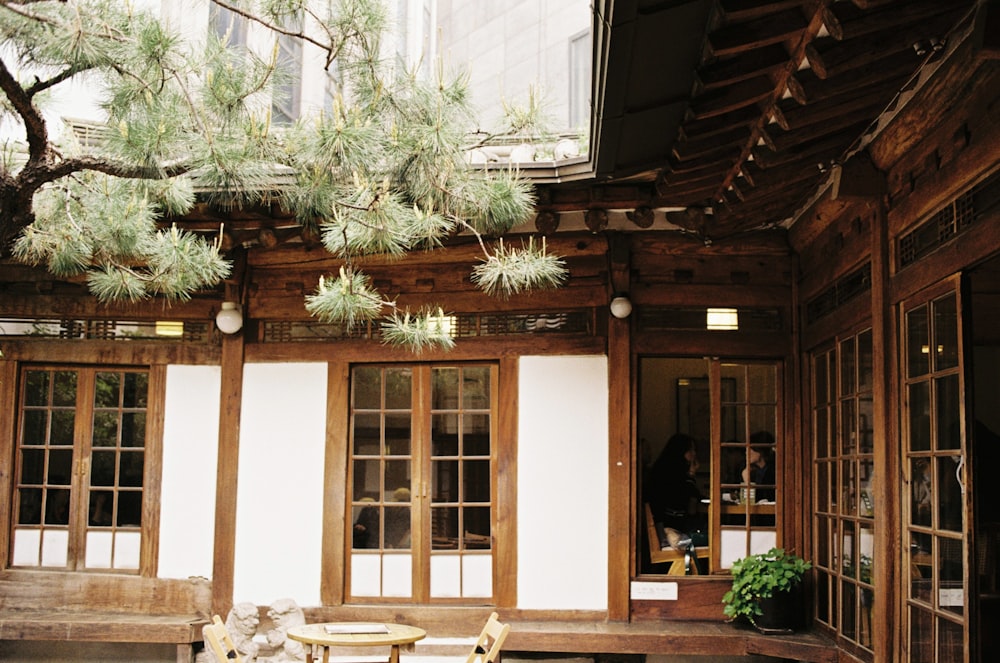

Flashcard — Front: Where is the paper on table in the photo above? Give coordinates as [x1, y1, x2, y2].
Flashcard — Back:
[324, 623, 390, 634]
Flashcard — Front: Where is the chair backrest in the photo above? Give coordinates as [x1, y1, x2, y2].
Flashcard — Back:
[466, 611, 510, 663]
[204, 614, 243, 662]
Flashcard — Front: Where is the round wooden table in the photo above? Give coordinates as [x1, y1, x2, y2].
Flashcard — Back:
[286, 622, 426, 663]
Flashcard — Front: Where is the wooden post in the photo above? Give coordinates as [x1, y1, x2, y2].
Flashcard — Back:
[607, 232, 632, 621]
[212, 330, 245, 618]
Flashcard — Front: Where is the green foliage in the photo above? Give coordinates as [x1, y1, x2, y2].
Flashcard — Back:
[721, 547, 811, 625]
[1, 0, 561, 352]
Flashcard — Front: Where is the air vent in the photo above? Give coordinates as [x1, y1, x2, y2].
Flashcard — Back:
[899, 169, 1000, 268]
[806, 263, 872, 324]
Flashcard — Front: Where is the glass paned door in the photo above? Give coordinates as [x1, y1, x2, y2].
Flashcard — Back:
[903, 286, 969, 663]
[12, 367, 149, 571]
[348, 364, 497, 603]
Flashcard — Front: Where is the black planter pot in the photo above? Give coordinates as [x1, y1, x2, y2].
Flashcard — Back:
[754, 583, 805, 634]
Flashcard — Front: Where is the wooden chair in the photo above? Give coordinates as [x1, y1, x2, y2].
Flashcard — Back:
[644, 502, 709, 575]
[467, 611, 510, 663]
[203, 614, 243, 662]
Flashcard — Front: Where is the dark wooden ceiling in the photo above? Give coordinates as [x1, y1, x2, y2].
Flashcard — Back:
[539, 0, 980, 242]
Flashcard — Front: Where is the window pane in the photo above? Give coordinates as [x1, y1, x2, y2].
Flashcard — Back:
[50, 410, 75, 446]
[858, 330, 873, 390]
[841, 399, 856, 454]
[353, 459, 381, 501]
[815, 353, 829, 404]
[89, 491, 114, 526]
[92, 411, 119, 447]
[432, 367, 459, 408]
[384, 505, 410, 549]
[94, 372, 120, 408]
[859, 397, 874, 454]
[91, 450, 117, 486]
[935, 375, 961, 451]
[119, 451, 144, 487]
[384, 460, 410, 500]
[840, 337, 856, 396]
[464, 506, 491, 548]
[463, 414, 490, 456]
[20, 448, 44, 484]
[463, 460, 490, 501]
[937, 457, 963, 532]
[385, 367, 412, 409]
[933, 295, 958, 371]
[909, 382, 931, 451]
[907, 305, 930, 377]
[353, 366, 381, 408]
[48, 449, 73, 485]
[24, 370, 50, 406]
[385, 413, 411, 455]
[353, 413, 381, 455]
[45, 489, 70, 525]
[462, 366, 490, 409]
[432, 506, 459, 549]
[117, 491, 142, 527]
[21, 410, 48, 445]
[912, 458, 932, 527]
[18, 488, 42, 525]
[122, 412, 145, 447]
[122, 372, 148, 408]
[432, 459, 459, 502]
[432, 414, 459, 456]
[52, 371, 77, 407]
[352, 502, 380, 549]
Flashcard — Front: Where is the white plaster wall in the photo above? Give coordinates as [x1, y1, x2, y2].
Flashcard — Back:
[517, 355, 608, 610]
[233, 363, 328, 606]
[158, 365, 220, 579]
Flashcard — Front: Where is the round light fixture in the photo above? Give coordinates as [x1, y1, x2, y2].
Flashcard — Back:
[215, 302, 244, 334]
[610, 295, 632, 319]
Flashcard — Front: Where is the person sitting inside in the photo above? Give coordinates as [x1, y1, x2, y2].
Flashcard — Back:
[742, 432, 776, 502]
[648, 432, 704, 536]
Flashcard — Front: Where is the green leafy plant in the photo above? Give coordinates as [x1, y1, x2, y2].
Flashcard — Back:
[722, 547, 811, 626]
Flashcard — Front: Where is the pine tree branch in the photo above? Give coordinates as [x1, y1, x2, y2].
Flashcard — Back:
[0, 56, 50, 160]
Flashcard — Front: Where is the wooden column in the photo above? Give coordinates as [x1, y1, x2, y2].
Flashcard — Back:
[870, 200, 899, 659]
[607, 233, 632, 621]
[212, 331, 245, 617]
[320, 362, 350, 606]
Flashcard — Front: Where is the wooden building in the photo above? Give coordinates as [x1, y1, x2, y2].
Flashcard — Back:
[1, 1, 998, 662]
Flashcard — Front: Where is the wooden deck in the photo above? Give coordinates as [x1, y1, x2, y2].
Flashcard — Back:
[502, 620, 839, 663]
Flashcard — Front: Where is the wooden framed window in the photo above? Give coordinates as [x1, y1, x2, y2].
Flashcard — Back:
[638, 357, 783, 575]
[347, 363, 497, 603]
[10, 366, 158, 573]
[812, 328, 876, 655]
[901, 285, 968, 662]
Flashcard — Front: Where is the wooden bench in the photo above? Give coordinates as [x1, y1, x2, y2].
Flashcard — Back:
[644, 503, 709, 575]
[0, 571, 210, 663]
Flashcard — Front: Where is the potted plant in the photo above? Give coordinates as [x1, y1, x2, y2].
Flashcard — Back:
[722, 547, 812, 633]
